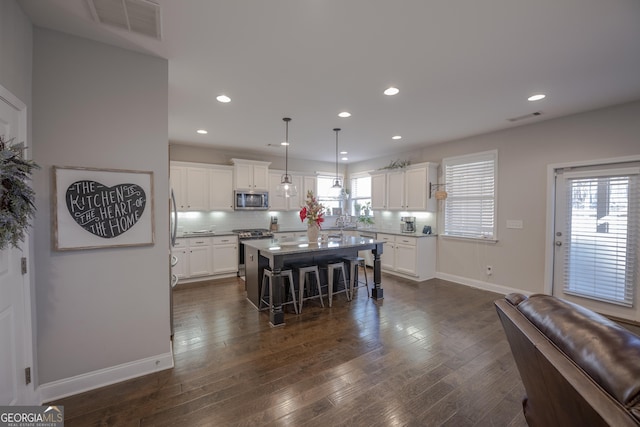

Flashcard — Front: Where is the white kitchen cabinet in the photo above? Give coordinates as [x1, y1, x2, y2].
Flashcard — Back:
[173, 237, 213, 278]
[370, 172, 387, 210]
[404, 164, 438, 211]
[377, 233, 396, 270]
[377, 233, 435, 280]
[386, 170, 405, 210]
[170, 165, 209, 211]
[231, 159, 270, 191]
[212, 235, 238, 274]
[394, 236, 417, 275]
[369, 162, 438, 212]
[187, 237, 213, 277]
[172, 162, 234, 211]
[209, 166, 234, 211]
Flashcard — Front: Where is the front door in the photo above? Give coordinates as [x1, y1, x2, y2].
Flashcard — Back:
[552, 161, 640, 322]
[0, 87, 34, 405]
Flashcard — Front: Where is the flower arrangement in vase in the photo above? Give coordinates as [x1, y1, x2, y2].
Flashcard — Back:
[299, 190, 324, 242]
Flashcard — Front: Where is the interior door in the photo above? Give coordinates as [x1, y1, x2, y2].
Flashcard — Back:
[0, 87, 34, 405]
[552, 162, 640, 321]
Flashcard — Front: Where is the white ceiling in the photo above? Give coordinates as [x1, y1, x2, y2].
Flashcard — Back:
[19, 0, 640, 163]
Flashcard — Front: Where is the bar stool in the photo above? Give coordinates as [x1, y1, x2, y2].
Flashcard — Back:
[259, 268, 298, 314]
[322, 261, 350, 307]
[342, 256, 369, 299]
[291, 264, 324, 313]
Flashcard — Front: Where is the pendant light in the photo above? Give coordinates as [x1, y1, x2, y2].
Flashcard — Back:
[332, 128, 342, 189]
[277, 117, 297, 198]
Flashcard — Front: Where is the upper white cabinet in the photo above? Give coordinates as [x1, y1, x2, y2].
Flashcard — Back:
[170, 165, 209, 211]
[370, 162, 438, 212]
[212, 235, 238, 274]
[209, 166, 234, 211]
[370, 172, 387, 210]
[171, 162, 234, 211]
[231, 159, 270, 191]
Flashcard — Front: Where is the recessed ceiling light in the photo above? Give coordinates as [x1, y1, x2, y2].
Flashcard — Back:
[384, 87, 399, 96]
[341, 157, 348, 161]
[392, 135, 402, 140]
[528, 94, 546, 101]
[338, 111, 351, 118]
[196, 129, 208, 134]
[216, 95, 231, 103]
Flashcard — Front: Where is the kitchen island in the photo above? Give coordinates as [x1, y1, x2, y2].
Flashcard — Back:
[243, 236, 384, 326]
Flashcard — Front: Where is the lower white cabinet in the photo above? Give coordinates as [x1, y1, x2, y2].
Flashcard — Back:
[377, 233, 436, 280]
[212, 235, 238, 274]
[173, 237, 212, 279]
[174, 235, 238, 279]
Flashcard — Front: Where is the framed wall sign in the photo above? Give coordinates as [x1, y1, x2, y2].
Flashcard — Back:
[53, 166, 155, 250]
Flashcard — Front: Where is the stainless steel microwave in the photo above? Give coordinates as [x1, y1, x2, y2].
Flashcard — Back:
[234, 191, 269, 210]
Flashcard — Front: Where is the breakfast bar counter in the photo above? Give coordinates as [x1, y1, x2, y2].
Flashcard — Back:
[243, 236, 384, 326]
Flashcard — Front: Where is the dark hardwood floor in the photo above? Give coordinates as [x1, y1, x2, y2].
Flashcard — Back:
[52, 272, 528, 426]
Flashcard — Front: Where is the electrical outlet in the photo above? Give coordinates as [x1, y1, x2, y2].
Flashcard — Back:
[486, 265, 493, 276]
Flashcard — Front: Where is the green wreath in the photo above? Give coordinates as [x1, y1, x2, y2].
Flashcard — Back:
[0, 135, 39, 250]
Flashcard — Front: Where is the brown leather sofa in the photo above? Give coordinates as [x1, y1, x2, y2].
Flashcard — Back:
[495, 293, 640, 426]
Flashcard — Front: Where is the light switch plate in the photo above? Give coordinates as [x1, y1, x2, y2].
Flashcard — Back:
[506, 220, 523, 229]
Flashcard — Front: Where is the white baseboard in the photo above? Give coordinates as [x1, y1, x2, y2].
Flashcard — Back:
[436, 272, 533, 297]
[38, 344, 174, 404]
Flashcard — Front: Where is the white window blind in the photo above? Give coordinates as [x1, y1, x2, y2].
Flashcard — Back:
[443, 151, 497, 240]
[350, 174, 371, 199]
[317, 173, 343, 211]
[350, 173, 372, 216]
[563, 168, 639, 306]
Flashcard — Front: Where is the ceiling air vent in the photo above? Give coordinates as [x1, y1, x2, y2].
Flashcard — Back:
[87, 0, 162, 40]
[507, 111, 543, 122]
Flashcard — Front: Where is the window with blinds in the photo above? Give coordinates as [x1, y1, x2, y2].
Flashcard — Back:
[563, 168, 639, 306]
[316, 174, 343, 212]
[443, 150, 497, 240]
[350, 173, 371, 216]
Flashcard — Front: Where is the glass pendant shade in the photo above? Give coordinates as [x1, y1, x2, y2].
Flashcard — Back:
[332, 128, 342, 189]
[277, 118, 297, 198]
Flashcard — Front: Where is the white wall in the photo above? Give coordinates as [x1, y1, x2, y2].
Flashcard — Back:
[170, 143, 337, 175]
[350, 101, 640, 295]
[31, 28, 170, 394]
[0, 1, 32, 104]
[0, 0, 37, 393]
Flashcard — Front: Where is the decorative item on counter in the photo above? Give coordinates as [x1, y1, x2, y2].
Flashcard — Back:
[300, 190, 324, 242]
[0, 135, 40, 250]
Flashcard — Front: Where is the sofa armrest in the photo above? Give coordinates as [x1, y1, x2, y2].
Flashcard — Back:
[495, 298, 640, 427]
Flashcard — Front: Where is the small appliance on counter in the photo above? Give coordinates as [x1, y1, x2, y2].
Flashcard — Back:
[401, 216, 416, 233]
[269, 216, 279, 232]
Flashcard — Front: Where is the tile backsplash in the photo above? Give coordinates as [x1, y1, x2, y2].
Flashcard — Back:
[176, 210, 436, 235]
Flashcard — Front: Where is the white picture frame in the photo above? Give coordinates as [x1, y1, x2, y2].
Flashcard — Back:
[52, 166, 155, 250]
